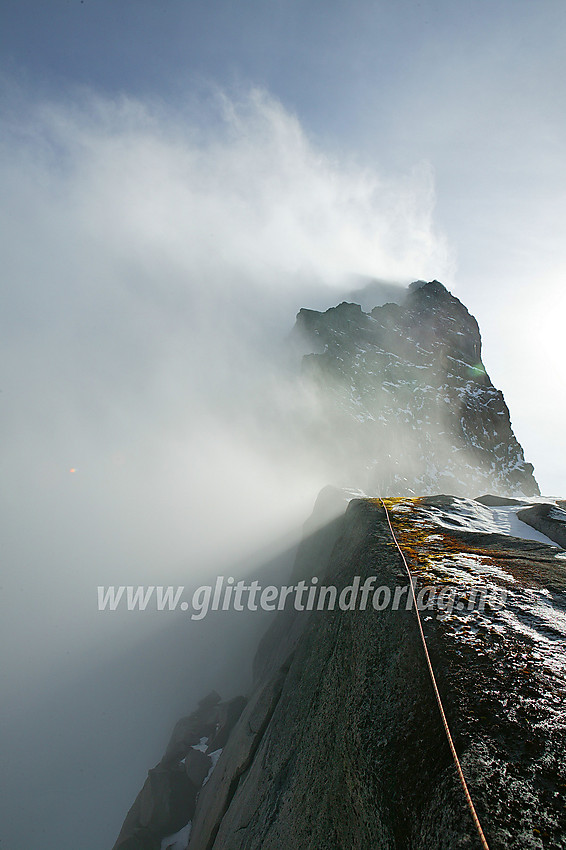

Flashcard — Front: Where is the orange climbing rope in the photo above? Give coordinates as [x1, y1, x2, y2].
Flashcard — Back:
[379, 498, 491, 850]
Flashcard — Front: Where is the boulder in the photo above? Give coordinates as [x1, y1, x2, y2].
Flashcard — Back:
[185, 748, 212, 788]
[475, 494, 528, 507]
[162, 691, 221, 766]
[113, 765, 196, 850]
[517, 502, 566, 548]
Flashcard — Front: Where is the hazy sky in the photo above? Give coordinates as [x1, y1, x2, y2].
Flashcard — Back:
[1, 2, 565, 848]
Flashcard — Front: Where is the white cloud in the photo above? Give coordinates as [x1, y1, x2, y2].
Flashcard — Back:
[0, 85, 453, 681]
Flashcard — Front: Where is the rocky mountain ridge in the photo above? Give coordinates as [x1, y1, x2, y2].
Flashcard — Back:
[112, 281, 565, 850]
[116, 494, 566, 850]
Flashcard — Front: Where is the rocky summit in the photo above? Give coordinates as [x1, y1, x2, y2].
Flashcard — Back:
[293, 280, 539, 497]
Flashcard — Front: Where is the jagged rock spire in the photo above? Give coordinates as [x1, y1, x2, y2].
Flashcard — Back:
[293, 280, 539, 497]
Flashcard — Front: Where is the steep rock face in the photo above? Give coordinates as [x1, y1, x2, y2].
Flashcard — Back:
[294, 280, 539, 497]
[186, 498, 566, 850]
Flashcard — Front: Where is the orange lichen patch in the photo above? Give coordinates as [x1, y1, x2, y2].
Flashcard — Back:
[372, 497, 565, 590]
[376, 497, 501, 577]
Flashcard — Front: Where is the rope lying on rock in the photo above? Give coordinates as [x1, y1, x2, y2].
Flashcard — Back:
[379, 498, 491, 850]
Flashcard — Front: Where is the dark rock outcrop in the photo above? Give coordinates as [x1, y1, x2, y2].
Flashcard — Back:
[113, 693, 247, 850]
[162, 692, 222, 767]
[475, 493, 529, 507]
[293, 281, 539, 497]
[113, 765, 196, 850]
[185, 750, 212, 788]
[518, 503, 566, 549]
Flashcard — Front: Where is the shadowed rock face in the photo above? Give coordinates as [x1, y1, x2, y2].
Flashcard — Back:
[293, 281, 539, 497]
[518, 503, 566, 549]
[186, 499, 566, 850]
[113, 693, 246, 850]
